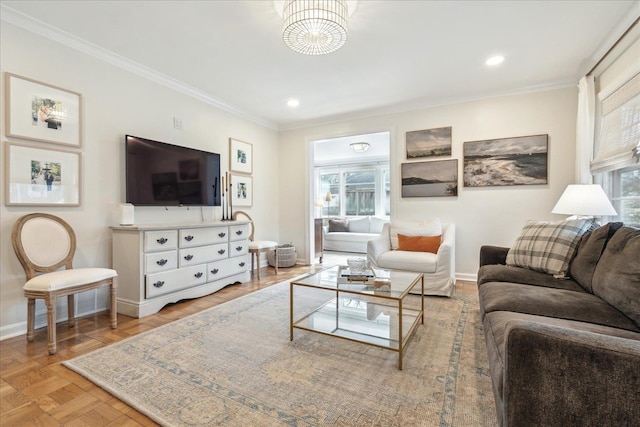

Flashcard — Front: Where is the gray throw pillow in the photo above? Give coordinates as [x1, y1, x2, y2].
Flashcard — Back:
[506, 219, 595, 277]
[328, 218, 349, 232]
[569, 222, 623, 293]
[592, 226, 640, 329]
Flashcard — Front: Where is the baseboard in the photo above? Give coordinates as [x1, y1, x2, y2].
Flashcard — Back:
[456, 272, 478, 282]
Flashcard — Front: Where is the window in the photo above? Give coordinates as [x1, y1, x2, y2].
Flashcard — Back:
[317, 163, 389, 218]
[590, 23, 640, 226]
[611, 165, 640, 227]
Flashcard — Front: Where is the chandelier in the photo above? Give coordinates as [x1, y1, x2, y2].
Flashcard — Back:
[282, 0, 349, 55]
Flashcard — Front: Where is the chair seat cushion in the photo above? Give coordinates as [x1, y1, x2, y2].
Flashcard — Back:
[249, 240, 278, 250]
[24, 268, 117, 292]
[376, 250, 437, 273]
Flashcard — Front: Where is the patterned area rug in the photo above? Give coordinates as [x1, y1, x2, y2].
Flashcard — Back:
[64, 280, 497, 426]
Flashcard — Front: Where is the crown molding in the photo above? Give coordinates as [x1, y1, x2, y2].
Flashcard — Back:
[0, 4, 278, 131]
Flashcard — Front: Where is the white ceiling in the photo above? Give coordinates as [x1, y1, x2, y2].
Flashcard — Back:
[2, 1, 638, 131]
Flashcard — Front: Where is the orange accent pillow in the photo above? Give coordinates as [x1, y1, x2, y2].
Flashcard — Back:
[397, 234, 441, 254]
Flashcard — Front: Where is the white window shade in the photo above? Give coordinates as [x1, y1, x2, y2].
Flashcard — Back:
[591, 72, 640, 172]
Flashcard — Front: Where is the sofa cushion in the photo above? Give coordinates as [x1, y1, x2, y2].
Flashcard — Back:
[479, 281, 640, 331]
[592, 227, 640, 329]
[328, 218, 349, 232]
[376, 250, 437, 273]
[570, 222, 623, 293]
[348, 216, 370, 233]
[483, 310, 640, 401]
[477, 264, 585, 292]
[397, 234, 441, 253]
[390, 218, 441, 249]
[506, 219, 595, 277]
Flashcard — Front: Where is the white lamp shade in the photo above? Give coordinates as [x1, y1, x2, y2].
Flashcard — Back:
[552, 184, 617, 216]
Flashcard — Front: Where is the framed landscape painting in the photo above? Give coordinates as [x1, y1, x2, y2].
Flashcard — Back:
[463, 134, 548, 187]
[406, 126, 452, 159]
[5, 73, 82, 148]
[229, 138, 252, 174]
[401, 159, 458, 197]
[5, 142, 81, 206]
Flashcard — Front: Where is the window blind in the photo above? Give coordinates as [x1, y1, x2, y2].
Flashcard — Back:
[591, 72, 640, 172]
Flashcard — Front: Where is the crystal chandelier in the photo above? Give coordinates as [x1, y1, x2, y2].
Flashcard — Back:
[282, 0, 349, 55]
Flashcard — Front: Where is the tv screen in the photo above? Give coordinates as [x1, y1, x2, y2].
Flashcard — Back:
[125, 135, 221, 206]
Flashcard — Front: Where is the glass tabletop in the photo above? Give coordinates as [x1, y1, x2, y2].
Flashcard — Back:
[291, 265, 422, 300]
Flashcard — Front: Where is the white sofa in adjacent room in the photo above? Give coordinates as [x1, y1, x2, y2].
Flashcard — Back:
[367, 219, 456, 296]
[323, 216, 389, 253]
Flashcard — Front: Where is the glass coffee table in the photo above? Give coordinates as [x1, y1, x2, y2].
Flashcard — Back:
[289, 266, 424, 369]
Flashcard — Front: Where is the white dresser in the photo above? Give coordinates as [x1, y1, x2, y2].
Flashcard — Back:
[111, 221, 251, 317]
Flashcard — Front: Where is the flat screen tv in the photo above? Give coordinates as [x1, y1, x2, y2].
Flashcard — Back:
[125, 135, 221, 206]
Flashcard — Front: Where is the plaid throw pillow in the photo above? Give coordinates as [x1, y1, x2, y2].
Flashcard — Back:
[506, 219, 595, 277]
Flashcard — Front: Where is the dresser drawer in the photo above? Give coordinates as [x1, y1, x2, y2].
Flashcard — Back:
[229, 240, 249, 257]
[229, 223, 251, 241]
[146, 265, 207, 298]
[207, 255, 249, 281]
[179, 227, 228, 248]
[145, 250, 178, 274]
[145, 230, 178, 252]
[178, 244, 226, 267]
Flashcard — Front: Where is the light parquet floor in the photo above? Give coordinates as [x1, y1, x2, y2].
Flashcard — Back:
[0, 258, 331, 427]
[1, 254, 476, 426]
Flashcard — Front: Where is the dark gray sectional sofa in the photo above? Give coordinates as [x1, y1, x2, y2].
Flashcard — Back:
[477, 223, 640, 426]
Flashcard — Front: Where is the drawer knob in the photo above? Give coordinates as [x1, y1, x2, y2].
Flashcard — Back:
[239, 262, 246, 267]
[236, 230, 243, 235]
[194, 272, 203, 278]
[184, 235, 194, 242]
[157, 237, 168, 245]
[156, 259, 168, 266]
[218, 249, 226, 254]
[236, 246, 242, 251]
[153, 281, 165, 288]
[211, 268, 219, 274]
[218, 232, 226, 238]
[184, 254, 194, 261]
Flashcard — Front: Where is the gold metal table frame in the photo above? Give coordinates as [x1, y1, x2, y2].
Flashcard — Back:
[289, 266, 424, 370]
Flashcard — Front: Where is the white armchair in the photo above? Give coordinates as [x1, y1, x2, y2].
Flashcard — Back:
[367, 222, 456, 296]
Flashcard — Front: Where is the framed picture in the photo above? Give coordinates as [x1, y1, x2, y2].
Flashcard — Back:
[230, 173, 252, 207]
[5, 142, 81, 206]
[406, 126, 452, 159]
[5, 73, 82, 148]
[229, 138, 252, 174]
[401, 159, 458, 197]
[463, 134, 548, 187]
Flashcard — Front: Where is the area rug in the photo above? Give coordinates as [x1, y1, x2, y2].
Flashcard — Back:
[64, 280, 497, 426]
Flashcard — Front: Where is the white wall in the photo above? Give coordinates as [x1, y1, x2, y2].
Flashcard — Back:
[279, 87, 579, 279]
[0, 23, 279, 339]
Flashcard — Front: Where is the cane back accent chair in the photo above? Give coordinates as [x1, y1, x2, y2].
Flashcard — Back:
[12, 213, 118, 354]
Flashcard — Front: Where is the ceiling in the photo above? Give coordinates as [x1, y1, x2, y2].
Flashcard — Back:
[2, 1, 638, 131]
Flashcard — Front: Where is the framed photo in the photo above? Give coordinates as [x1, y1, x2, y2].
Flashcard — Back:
[401, 159, 458, 197]
[5, 142, 81, 206]
[5, 73, 82, 148]
[463, 134, 548, 187]
[230, 173, 252, 207]
[406, 126, 452, 159]
[229, 138, 252, 174]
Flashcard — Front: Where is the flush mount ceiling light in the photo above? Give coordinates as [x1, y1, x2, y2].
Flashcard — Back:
[287, 98, 300, 107]
[350, 142, 370, 152]
[281, 0, 350, 55]
[486, 55, 505, 66]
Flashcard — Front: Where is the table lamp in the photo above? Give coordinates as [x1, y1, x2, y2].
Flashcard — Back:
[551, 184, 617, 220]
